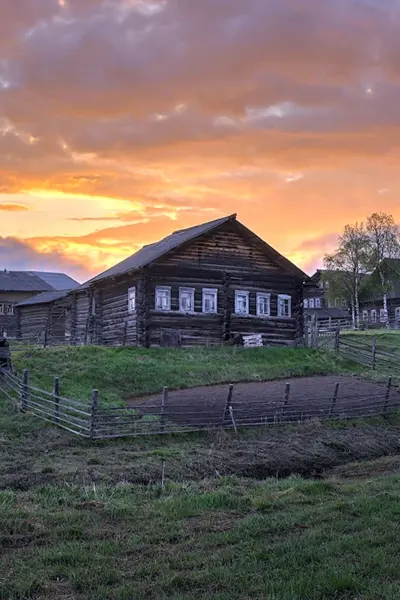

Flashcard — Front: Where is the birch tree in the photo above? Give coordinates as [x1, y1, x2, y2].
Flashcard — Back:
[324, 223, 369, 329]
[365, 212, 400, 324]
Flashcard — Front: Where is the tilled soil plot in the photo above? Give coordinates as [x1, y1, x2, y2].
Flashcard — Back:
[127, 375, 400, 427]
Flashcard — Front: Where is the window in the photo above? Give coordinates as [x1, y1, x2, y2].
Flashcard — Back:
[395, 307, 400, 321]
[371, 309, 377, 323]
[303, 299, 309, 309]
[235, 290, 249, 315]
[179, 287, 195, 313]
[309, 298, 315, 309]
[278, 294, 291, 318]
[0, 304, 4, 315]
[380, 308, 387, 322]
[335, 298, 341, 308]
[362, 310, 369, 321]
[325, 281, 329, 289]
[202, 288, 217, 314]
[315, 298, 321, 308]
[6, 304, 14, 315]
[257, 293, 270, 317]
[155, 286, 171, 311]
[128, 287, 136, 313]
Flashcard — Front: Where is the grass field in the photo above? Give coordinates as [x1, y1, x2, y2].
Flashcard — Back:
[342, 329, 400, 351]
[2, 462, 400, 599]
[12, 345, 362, 406]
[3, 346, 400, 598]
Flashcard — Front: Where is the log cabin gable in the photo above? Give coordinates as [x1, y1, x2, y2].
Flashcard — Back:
[152, 219, 304, 279]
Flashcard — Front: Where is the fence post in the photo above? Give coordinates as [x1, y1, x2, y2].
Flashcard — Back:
[229, 405, 237, 435]
[161, 387, 168, 433]
[371, 336, 377, 370]
[53, 377, 60, 424]
[222, 384, 234, 425]
[44, 320, 49, 348]
[20, 368, 28, 412]
[329, 382, 340, 418]
[334, 327, 340, 352]
[90, 389, 99, 440]
[281, 382, 290, 421]
[384, 376, 392, 415]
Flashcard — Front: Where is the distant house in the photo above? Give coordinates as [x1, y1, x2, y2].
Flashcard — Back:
[68, 214, 309, 348]
[359, 259, 400, 326]
[0, 271, 79, 338]
[303, 269, 350, 325]
[16, 290, 75, 342]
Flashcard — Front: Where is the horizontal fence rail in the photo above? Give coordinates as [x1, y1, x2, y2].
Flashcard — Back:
[1, 367, 399, 440]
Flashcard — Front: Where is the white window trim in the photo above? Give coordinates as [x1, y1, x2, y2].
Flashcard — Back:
[256, 292, 271, 317]
[303, 299, 309, 309]
[395, 307, 400, 320]
[362, 310, 369, 321]
[371, 309, 377, 323]
[315, 298, 321, 308]
[278, 294, 292, 318]
[202, 288, 218, 314]
[179, 287, 195, 313]
[128, 286, 136, 313]
[7, 304, 14, 316]
[155, 286, 171, 311]
[0, 303, 4, 315]
[235, 290, 250, 315]
[309, 298, 315, 309]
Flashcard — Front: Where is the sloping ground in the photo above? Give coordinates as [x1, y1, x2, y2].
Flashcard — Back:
[12, 345, 363, 406]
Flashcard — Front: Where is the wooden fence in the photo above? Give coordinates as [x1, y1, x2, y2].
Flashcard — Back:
[337, 335, 400, 374]
[0, 367, 398, 440]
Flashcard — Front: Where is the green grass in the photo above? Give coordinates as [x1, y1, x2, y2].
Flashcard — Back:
[2, 472, 400, 599]
[12, 346, 362, 406]
[342, 330, 400, 353]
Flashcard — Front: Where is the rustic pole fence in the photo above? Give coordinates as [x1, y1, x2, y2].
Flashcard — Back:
[281, 382, 291, 420]
[329, 382, 340, 418]
[161, 386, 168, 433]
[20, 368, 28, 412]
[384, 377, 392, 415]
[222, 384, 234, 424]
[371, 336, 377, 370]
[90, 389, 99, 439]
[53, 377, 60, 424]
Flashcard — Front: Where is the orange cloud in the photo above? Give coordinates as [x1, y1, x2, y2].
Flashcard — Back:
[1, 0, 400, 279]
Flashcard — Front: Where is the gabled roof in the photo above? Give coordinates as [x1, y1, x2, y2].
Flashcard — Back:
[305, 307, 349, 319]
[30, 271, 79, 291]
[81, 214, 308, 288]
[15, 290, 72, 307]
[0, 270, 79, 293]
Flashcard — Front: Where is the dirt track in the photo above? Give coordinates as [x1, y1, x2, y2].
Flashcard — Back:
[127, 375, 400, 426]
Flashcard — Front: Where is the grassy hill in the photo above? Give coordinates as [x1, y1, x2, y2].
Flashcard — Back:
[12, 345, 362, 406]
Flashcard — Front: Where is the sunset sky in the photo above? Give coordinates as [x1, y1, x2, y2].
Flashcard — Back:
[1, 0, 400, 282]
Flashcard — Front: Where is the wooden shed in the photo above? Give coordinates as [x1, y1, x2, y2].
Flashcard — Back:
[16, 290, 73, 344]
[69, 214, 309, 348]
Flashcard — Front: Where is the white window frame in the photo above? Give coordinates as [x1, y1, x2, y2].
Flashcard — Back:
[256, 292, 271, 317]
[395, 307, 400, 321]
[303, 299, 309, 309]
[179, 287, 195, 313]
[128, 286, 136, 313]
[7, 304, 14, 315]
[315, 298, 321, 308]
[379, 308, 387, 322]
[0, 304, 4, 315]
[308, 298, 315, 309]
[155, 286, 171, 311]
[362, 310, 369, 321]
[278, 294, 292, 318]
[235, 290, 250, 315]
[202, 288, 217, 314]
[371, 309, 377, 323]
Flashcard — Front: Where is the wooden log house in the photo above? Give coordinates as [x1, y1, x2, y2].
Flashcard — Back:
[67, 214, 309, 347]
[16, 290, 74, 343]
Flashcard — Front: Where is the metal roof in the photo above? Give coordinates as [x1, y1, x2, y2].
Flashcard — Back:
[30, 271, 79, 291]
[0, 270, 79, 292]
[80, 214, 309, 288]
[16, 290, 72, 307]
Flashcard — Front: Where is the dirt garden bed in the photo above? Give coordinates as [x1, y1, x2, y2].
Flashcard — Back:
[127, 375, 400, 426]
